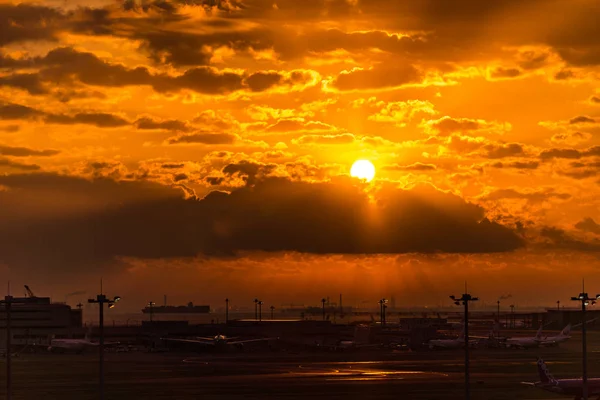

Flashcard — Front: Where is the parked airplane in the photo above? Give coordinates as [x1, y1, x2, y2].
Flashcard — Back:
[522, 358, 600, 399]
[335, 325, 379, 350]
[505, 325, 543, 349]
[161, 334, 278, 351]
[48, 331, 119, 354]
[428, 327, 471, 349]
[539, 324, 572, 347]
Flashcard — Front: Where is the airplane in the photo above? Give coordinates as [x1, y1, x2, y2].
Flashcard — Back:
[48, 331, 120, 354]
[522, 358, 600, 400]
[303, 325, 379, 351]
[161, 334, 278, 351]
[505, 324, 544, 349]
[538, 324, 572, 347]
[335, 325, 379, 350]
[428, 326, 477, 349]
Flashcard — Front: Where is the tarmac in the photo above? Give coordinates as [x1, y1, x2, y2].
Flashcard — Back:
[1, 332, 599, 399]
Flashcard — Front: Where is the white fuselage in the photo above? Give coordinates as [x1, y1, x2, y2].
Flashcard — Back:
[539, 335, 571, 346]
[429, 339, 464, 349]
[48, 339, 97, 353]
[506, 337, 539, 348]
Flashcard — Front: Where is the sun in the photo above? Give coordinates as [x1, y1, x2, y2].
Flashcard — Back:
[350, 160, 376, 182]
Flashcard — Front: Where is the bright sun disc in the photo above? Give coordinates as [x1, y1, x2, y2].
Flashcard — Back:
[350, 160, 376, 182]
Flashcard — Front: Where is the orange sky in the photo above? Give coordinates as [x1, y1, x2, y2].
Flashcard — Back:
[0, 0, 599, 310]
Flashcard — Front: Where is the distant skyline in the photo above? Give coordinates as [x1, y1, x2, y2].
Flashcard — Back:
[1, 0, 600, 310]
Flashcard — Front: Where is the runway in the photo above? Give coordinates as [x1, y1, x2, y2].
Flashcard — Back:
[0, 344, 595, 400]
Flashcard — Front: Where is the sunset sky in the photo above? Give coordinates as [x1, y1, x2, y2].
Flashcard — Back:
[1, 0, 600, 312]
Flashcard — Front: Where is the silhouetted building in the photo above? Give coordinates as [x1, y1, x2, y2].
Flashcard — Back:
[0, 296, 82, 345]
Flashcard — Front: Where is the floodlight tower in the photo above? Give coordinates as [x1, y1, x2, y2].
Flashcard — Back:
[570, 285, 600, 400]
[450, 290, 478, 400]
[88, 291, 121, 400]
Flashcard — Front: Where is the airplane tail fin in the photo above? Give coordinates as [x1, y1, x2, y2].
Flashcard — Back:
[537, 359, 557, 385]
[560, 324, 571, 337]
[535, 324, 543, 340]
[457, 325, 465, 341]
[354, 325, 371, 344]
[85, 324, 93, 341]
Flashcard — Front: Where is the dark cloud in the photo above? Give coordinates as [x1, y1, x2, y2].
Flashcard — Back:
[265, 119, 334, 133]
[3, 47, 315, 96]
[591, 96, 600, 104]
[382, 162, 437, 171]
[222, 160, 277, 185]
[425, 117, 481, 136]
[569, 116, 596, 124]
[551, 131, 589, 144]
[484, 143, 525, 159]
[576, 217, 600, 235]
[136, 117, 190, 132]
[481, 188, 571, 203]
[490, 161, 539, 170]
[0, 158, 40, 171]
[0, 145, 60, 157]
[518, 51, 549, 70]
[330, 64, 422, 91]
[0, 125, 19, 133]
[0, 4, 63, 46]
[45, 113, 129, 128]
[0, 173, 524, 274]
[0, 103, 43, 120]
[173, 173, 188, 182]
[0, 73, 47, 95]
[491, 67, 521, 79]
[539, 146, 600, 160]
[161, 163, 185, 169]
[539, 227, 600, 252]
[168, 133, 237, 144]
[554, 69, 576, 80]
[558, 169, 597, 179]
[292, 133, 355, 145]
[246, 72, 283, 92]
[1, 102, 130, 128]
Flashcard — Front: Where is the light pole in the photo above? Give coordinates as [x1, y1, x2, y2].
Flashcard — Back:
[321, 298, 326, 321]
[557, 300, 560, 311]
[270, 305, 275, 320]
[225, 298, 229, 324]
[510, 304, 515, 329]
[571, 289, 600, 400]
[258, 301, 263, 321]
[1, 295, 13, 400]
[450, 291, 479, 400]
[147, 301, 155, 322]
[378, 299, 388, 326]
[496, 300, 501, 339]
[88, 293, 121, 400]
[254, 298, 258, 321]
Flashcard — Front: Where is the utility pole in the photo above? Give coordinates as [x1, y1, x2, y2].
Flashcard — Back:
[570, 281, 599, 400]
[270, 305, 275, 320]
[321, 298, 326, 321]
[225, 298, 229, 324]
[258, 301, 263, 322]
[254, 298, 258, 321]
[557, 300, 560, 311]
[88, 290, 121, 400]
[450, 289, 479, 400]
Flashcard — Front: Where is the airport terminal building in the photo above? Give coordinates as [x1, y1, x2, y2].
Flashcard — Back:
[0, 296, 82, 346]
